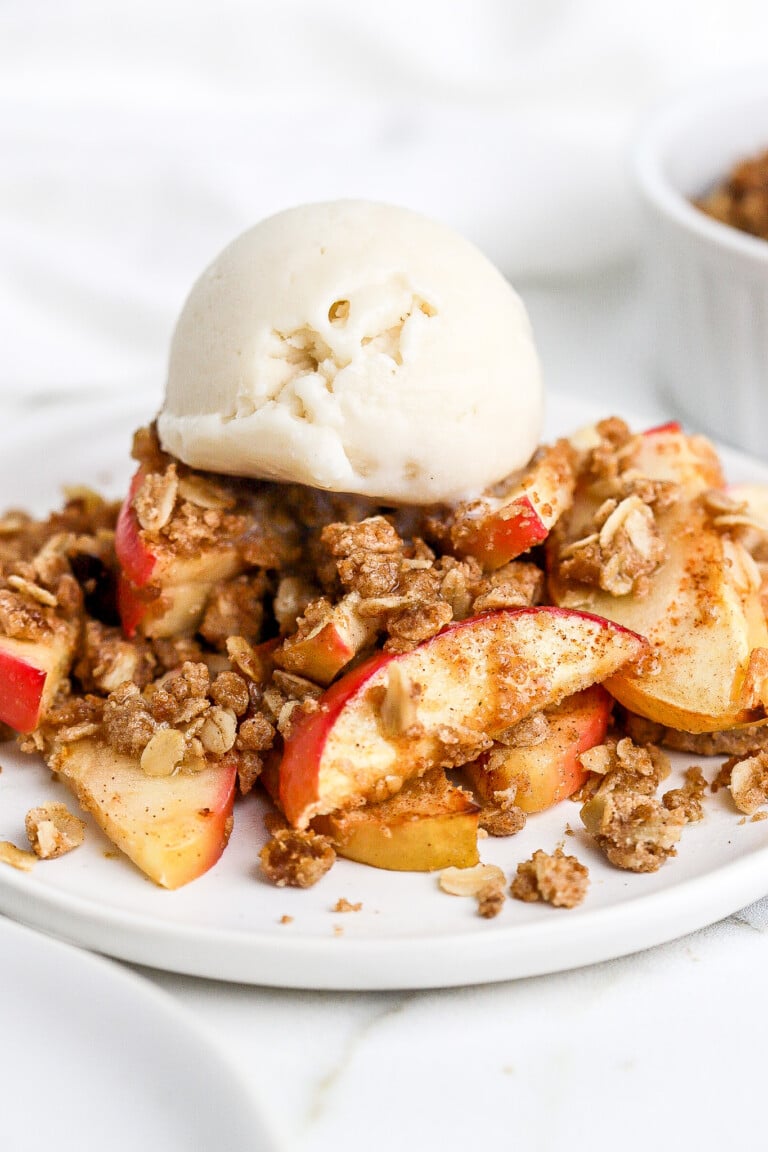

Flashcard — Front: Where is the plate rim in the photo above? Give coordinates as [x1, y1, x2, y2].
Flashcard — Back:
[1, 831, 768, 989]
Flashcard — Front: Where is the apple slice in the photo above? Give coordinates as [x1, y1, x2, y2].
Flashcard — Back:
[274, 593, 379, 685]
[51, 736, 236, 888]
[449, 441, 575, 570]
[631, 422, 723, 493]
[116, 468, 243, 638]
[0, 624, 79, 734]
[463, 684, 612, 814]
[279, 606, 645, 828]
[727, 484, 768, 531]
[314, 769, 480, 871]
[549, 427, 768, 732]
[114, 470, 158, 588]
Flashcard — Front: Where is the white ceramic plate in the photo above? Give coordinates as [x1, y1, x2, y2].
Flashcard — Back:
[0, 913, 276, 1151]
[1, 393, 767, 990]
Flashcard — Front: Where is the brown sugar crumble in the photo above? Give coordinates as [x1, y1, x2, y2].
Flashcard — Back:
[439, 863, 506, 918]
[577, 737, 696, 873]
[0, 840, 36, 872]
[332, 897, 362, 913]
[25, 802, 85, 859]
[510, 848, 589, 909]
[726, 750, 768, 815]
[260, 828, 336, 888]
[477, 879, 506, 919]
[695, 149, 768, 242]
[662, 766, 707, 823]
[625, 711, 768, 758]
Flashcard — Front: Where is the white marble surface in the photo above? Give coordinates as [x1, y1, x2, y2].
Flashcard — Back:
[141, 905, 768, 1152]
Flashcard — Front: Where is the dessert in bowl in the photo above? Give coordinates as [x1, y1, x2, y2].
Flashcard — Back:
[633, 74, 768, 459]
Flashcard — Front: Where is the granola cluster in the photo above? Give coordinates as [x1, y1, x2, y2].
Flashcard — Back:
[554, 420, 678, 598]
[510, 848, 589, 909]
[577, 736, 702, 872]
[695, 148, 768, 242]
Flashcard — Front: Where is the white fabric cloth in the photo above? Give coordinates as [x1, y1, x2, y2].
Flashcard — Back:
[1, 0, 767, 395]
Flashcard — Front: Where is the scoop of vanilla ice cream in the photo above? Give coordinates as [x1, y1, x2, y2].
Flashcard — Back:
[158, 201, 543, 504]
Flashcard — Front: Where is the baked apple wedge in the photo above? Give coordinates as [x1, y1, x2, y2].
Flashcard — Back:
[549, 424, 768, 732]
[0, 625, 78, 734]
[279, 606, 645, 828]
[463, 684, 611, 814]
[314, 769, 480, 871]
[448, 441, 575, 570]
[274, 593, 379, 685]
[625, 421, 723, 494]
[50, 737, 236, 888]
[116, 468, 244, 638]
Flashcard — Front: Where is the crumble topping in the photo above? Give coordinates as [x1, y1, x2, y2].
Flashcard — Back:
[0, 841, 36, 871]
[477, 879, 506, 919]
[577, 736, 670, 801]
[25, 802, 86, 859]
[581, 787, 687, 873]
[510, 847, 589, 908]
[557, 492, 667, 597]
[624, 711, 768, 758]
[578, 737, 692, 872]
[199, 575, 268, 650]
[727, 751, 768, 815]
[76, 620, 156, 695]
[332, 897, 362, 913]
[133, 465, 179, 532]
[259, 828, 336, 888]
[478, 802, 527, 838]
[695, 148, 768, 242]
[439, 863, 506, 918]
[496, 711, 549, 748]
[471, 561, 545, 613]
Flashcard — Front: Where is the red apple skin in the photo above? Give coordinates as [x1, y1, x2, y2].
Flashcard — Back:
[279, 654, 383, 824]
[453, 441, 575, 570]
[116, 468, 245, 639]
[0, 644, 47, 733]
[643, 421, 682, 437]
[115, 469, 157, 588]
[279, 606, 645, 828]
[275, 595, 380, 686]
[464, 684, 611, 814]
[457, 496, 549, 569]
[117, 573, 153, 639]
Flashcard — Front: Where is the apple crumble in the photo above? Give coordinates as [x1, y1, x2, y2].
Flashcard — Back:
[2, 415, 768, 911]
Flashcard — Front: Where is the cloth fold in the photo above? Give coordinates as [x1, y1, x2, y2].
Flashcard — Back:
[1, 0, 766, 395]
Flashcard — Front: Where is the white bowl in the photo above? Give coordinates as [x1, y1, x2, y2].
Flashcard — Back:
[634, 76, 768, 457]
